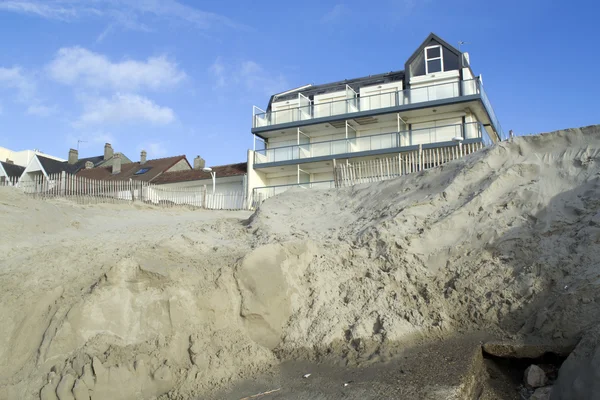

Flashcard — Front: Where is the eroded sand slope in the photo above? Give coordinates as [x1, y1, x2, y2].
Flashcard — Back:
[0, 125, 599, 399]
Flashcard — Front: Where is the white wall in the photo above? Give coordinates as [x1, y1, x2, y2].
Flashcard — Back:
[158, 175, 244, 195]
[313, 90, 347, 118]
[271, 98, 299, 125]
[359, 81, 403, 111]
[411, 117, 463, 145]
[0, 147, 65, 167]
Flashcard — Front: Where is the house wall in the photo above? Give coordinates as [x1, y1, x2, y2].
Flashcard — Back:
[166, 159, 192, 172]
[158, 175, 245, 194]
[271, 98, 300, 125]
[0, 147, 65, 167]
[359, 81, 404, 111]
[19, 155, 47, 183]
[247, 149, 268, 204]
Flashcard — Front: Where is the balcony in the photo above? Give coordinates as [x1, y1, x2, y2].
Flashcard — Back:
[253, 78, 493, 130]
[254, 122, 491, 166]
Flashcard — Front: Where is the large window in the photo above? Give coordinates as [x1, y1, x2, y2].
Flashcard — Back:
[425, 45, 443, 74]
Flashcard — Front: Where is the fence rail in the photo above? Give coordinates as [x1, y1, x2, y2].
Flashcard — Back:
[334, 142, 484, 188]
[8, 172, 248, 210]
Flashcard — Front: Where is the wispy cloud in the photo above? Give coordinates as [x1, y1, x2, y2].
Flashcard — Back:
[209, 57, 226, 88]
[321, 4, 349, 23]
[209, 58, 288, 96]
[0, 65, 56, 116]
[0, 0, 246, 36]
[74, 93, 175, 127]
[139, 142, 169, 158]
[47, 47, 186, 92]
[0, 66, 36, 102]
[27, 104, 57, 117]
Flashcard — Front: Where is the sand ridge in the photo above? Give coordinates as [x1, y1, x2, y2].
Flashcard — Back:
[0, 125, 599, 399]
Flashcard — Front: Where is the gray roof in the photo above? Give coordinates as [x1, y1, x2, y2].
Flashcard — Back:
[0, 161, 25, 178]
[266, 32, 462, 111]
[268, 70, 405, 110]
[37, 155, 78, 174]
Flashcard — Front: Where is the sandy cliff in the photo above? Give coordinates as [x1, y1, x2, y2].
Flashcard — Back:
[0, 125, 599, 399]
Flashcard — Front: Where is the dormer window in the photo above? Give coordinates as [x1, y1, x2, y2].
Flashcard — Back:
[425, 45, 443, 74]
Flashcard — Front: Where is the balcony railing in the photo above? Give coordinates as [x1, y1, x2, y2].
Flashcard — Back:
[253, 78, 482, 129]
[254, 122, 489, 165]
[252, 180, 335, 207]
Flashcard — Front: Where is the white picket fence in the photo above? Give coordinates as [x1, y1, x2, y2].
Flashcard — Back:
[335, 142, 484, 188]
[12, 172, 248, 210]
[0, 176, 19, 187]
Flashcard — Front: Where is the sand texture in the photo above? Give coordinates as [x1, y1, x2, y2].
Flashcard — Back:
[1, 125, 600, 399]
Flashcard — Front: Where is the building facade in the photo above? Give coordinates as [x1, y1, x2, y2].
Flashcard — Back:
[247, 33, 503, 202]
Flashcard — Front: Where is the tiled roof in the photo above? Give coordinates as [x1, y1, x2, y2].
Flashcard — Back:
[76, 155, 189, 182]
[0, 161, 25, 178]
[152, 162, 247, 184]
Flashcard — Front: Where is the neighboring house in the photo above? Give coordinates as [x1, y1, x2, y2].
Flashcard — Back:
[18, 143, 131, 185]
[153, 156, 247, 194]
[248, 32, 503, 200]
[0, 161, 25, 185]
[0, 146, 65, 167]
[66, 143, 133, 171]
[76, 151, 191, 182]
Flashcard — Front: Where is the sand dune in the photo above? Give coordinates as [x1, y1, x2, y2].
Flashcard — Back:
[1, 125, 599, 399]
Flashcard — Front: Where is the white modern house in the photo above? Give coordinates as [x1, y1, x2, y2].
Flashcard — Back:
[0, 146, 65, 167]
[247, 33, 503, 202]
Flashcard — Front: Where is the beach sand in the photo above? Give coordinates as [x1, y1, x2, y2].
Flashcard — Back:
[1, 125, 599, 399]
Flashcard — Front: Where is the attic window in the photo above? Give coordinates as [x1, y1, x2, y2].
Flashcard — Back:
[134, 167, 151, 175]
[425, 45, 443, 74]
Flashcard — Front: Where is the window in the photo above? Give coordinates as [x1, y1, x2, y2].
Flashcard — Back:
[425, 45, 443, 74]
[134, 167, 151, 175]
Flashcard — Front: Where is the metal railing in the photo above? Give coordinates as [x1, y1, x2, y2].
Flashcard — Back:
[253, 78, 486, 128]
[252, 180, 335, 207]
[478, 83, 504, 140]
[254, 122, 489, 165]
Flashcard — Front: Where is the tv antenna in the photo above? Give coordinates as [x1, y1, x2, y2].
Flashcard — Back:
[458, 41, 468, 51]
[77, 139, 87, 150]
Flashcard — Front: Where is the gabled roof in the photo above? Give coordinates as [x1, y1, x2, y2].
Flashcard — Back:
[0, 161, 25, 178]
[404, 32, 462, 68]
[152, 162, 247, 184]
[76, 155, 190, 182]
[37, 155, 79, 174]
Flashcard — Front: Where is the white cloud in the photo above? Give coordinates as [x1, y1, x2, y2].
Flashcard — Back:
[321, 4, 349, 23]
[209, 57, 226, 88]
[0, 66, 36, 102]
[75, 93, 175, 127]
[27, 104, 57, 117]
[209, 58, 288, 96]
[47, 47, 186, 92]
[0, 66, 56, 116]
[139, 142, 169, 158]
[0, 0, 246, 32]
[0, 0, 95, 20]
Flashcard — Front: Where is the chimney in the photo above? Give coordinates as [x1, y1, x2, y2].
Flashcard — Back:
[104, 143, 114, 160]
[85, 161, 94, 169]
[68, 148, 78, 165]
[112, 153, 121, 175]
[194, 156, 205, 170]
[140, 150, 147, 164]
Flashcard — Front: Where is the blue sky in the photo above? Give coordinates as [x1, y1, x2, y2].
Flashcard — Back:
[0, 0, 597, 165]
